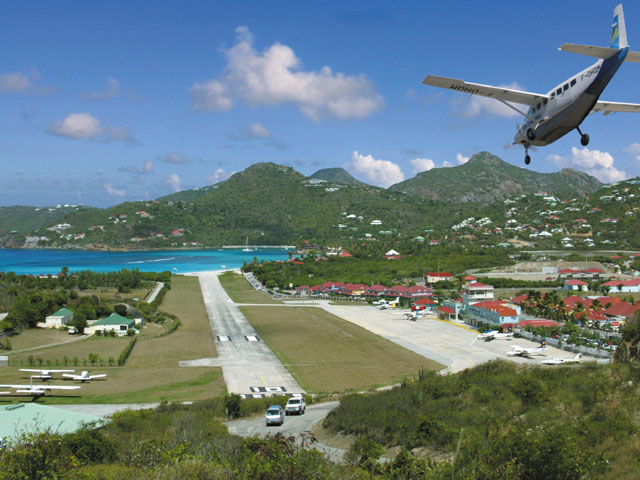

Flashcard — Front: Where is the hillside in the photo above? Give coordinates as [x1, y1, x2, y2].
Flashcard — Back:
[0, 205, 94, 235]
[389, 151, 602, 202]
[310, 167, 363, 184]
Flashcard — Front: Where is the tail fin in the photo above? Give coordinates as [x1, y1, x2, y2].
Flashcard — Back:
[574, 353, 582, 362]
[540, 339, 547, 348]
[610, 4, 628, 49]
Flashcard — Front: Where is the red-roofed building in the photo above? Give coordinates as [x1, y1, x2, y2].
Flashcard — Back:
[466, 300, 521, 326]
[564, 279, 588, 291]
[437, 306, 456, 321]
[511, 294, 528, 305]
[604, 301, 640, 320]
[518, 319, 562, 328]
[463, 282, 494, 304]
[602, 278, 640, 293]
[338, 251, 353, 258]
[425, 272, 453, 285]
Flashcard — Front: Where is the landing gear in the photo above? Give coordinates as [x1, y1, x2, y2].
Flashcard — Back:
[525, 154, 531, 165]
[577, 127, 589, 146]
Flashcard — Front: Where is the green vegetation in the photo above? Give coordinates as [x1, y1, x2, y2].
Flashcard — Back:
[310, 167, 363, 184]
[244, 246, 515, 288]
[389, 151, 602, 202]
[239, 305, 441, 392]
[218, 271, 280, 304]
[324, 361, 640, 479]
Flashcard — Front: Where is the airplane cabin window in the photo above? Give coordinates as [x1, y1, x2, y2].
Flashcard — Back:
[556, 88, 562, 95]
[570, 79, 576, 87]
[563, 84, 569, 91]
[551, 92, 555, 98]
[543, 98, 548, 105]
[536, 103, 541, 110]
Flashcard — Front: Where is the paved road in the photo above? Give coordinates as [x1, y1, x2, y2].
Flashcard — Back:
[181, 273, 303, 398]
[226, 400, 344, 460]
[146, 282, 164, 303]
[10, 334, 92, 354]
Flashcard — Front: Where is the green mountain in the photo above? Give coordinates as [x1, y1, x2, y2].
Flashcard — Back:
[310, 168, 363, 185]
[389, 151, 602, 202]
[0, 205, 94, 235]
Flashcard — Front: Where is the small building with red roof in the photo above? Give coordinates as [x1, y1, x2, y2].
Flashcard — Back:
[425, 272, 453, 285]
[564, 279, 589, 292]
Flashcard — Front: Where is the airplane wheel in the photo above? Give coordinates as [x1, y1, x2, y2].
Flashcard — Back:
[526, 129, 535, 141]
[524, 155, 531, 165]
[581, 133, 589, 146]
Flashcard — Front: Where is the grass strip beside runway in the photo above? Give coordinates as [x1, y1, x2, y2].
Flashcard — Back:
[239, 306, 443, 393]
[218, 272, 281, 304]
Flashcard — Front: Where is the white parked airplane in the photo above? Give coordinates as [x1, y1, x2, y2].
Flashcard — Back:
[542, 353, 582, 365]
[0, 376, 81, 397]
[478, 330, 513, 341]
[20, 368, 75, 380]
[423, 4, 640, 165]
[507, 341, 547, 357]
[62, 371, 107, 382]
[378, 297, 400, 310]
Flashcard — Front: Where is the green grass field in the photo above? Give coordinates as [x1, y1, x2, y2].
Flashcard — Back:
[218, 272, 280, 304]
[0, 275, 225, 404]
[239, 305, 442, 393]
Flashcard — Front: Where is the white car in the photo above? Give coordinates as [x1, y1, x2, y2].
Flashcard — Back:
[265, 405, 284, 426]
[285, 395, 306, 415]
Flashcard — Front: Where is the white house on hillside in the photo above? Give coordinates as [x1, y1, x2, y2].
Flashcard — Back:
[45, 308, 73, 328]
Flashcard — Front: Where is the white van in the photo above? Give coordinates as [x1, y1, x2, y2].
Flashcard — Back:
[265, 405, 284, 426]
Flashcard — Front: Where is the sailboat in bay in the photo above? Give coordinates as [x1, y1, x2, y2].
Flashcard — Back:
[242, 237, 254, 252]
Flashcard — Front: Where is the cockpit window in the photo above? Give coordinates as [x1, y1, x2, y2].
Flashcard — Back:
[536, 103, 541, 110]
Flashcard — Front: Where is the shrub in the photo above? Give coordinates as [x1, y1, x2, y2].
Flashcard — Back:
[117, 336, 137, 366]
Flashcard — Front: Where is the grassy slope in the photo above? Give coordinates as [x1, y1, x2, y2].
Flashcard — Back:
[240, 305, 442, 393]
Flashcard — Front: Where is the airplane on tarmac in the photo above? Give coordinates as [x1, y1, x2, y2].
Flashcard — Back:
[542, 353, 582, 365]
[507, 340, 547, 358]
[19, 368, 75, 380]
[478, 330, 513, 341]
[0, 376, 81, 397]
[62, 371, 107, 382]
[423, 4, 640, 165]
[378, 297, 400, 310]
[394, 310, 426, 321]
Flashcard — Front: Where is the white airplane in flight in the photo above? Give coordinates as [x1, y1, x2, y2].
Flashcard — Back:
[62, 371, 107, 382]
[423, 4, 640, 165]
[542, 353, 582, 365]
[478, 330, 513, 341]
[507, 341, 547, 358]
[0, 376, 81, 397]
[20, 368, 75, 380]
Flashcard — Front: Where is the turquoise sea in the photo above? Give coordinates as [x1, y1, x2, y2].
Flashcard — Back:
[0, 248, 292, 275]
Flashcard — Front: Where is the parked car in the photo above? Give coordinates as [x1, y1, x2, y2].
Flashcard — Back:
[265, 405, 284, 426]
[285, 394, 306, 415]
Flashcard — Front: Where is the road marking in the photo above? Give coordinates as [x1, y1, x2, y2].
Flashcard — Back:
[260, 375, 268, 387]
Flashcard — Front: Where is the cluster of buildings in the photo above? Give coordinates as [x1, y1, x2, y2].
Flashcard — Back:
[37, 308, 141, 336]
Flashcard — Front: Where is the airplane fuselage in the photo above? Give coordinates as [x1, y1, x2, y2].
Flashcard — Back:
[514, 47, 629, 147]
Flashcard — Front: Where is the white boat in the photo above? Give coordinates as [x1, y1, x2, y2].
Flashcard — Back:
[242, 237, 254, 252]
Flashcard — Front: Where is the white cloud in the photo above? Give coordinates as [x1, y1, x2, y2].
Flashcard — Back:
[345, 151, 404, 188]
[119, 160, 154, 175]
[81, 77, 121, 100]
[453, 82, 525, 118]
[624, 142, 640, 162]
[0, 68, 53, 94]
[207, 168, 233, 184]
[249, 122, 270, 138]
[410, 157, 435, 175]
[456, 153, 470, 164]
[104, 182, 125, 197]
[168, 174, 182, 192]
[143, 160, 154, 173]
[227, 122, 271, 141]
[49, 112, 138, 144]
[442, 161, 453, 167]
[50, 113, 102, 139]
[163, 153, 189, 165]
[549, 146, 629, 183]
[190, 26, 384, 121]
[0, 72, 31, 92]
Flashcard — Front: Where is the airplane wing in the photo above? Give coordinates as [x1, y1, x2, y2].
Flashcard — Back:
[422, 75, 548, 106]
[0, 384, 80, 390]
[593, 100, 640, 115]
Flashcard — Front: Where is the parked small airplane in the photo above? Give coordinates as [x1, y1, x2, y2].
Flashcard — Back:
[0, 376, 81, 397]
[394, 310, 425, 321]
[378, 297, 400, 310]
[19, 368, 75, 380]
[62, 371, 107, 382]
[542, 353, 582, 365]
[423, 4, 640, 165]
[507, 340, 547, 357]
[478, 330, 513, 341]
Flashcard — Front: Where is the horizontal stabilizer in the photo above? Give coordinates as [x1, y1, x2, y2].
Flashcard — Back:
[559, 43, 640, 62]
[558, 43, 619, 58]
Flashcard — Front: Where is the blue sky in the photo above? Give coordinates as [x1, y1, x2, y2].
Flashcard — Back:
[2, 1, 639, 207]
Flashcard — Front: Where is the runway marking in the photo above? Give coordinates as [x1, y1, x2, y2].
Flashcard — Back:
[260, 375, 268, 387]
[217, 335, 231, 342]
[250, 386, 286, 393]
[245, 335, 260, 342]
